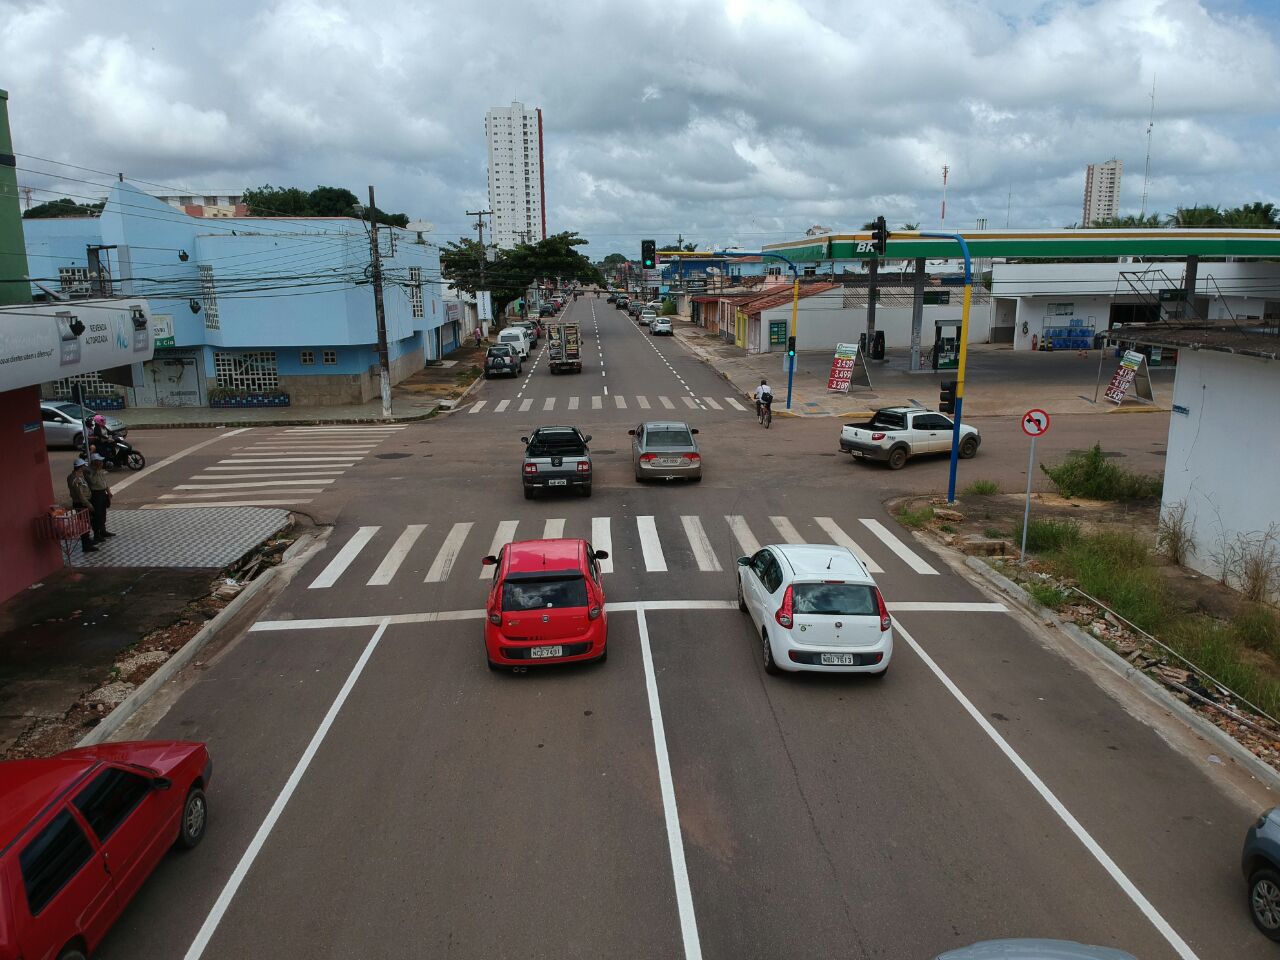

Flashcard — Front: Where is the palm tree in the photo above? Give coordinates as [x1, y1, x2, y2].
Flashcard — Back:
[1088, 213, 1164, 228]
[1168, 205, 1225, 227]
[1222, 202, 1279, 228]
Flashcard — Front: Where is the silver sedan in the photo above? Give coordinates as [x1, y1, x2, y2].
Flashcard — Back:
[629, 421, 702, 482]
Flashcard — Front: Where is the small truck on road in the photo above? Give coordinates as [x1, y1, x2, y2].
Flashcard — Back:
[839, 406, 981, 470]
[547, 322, 582, 374]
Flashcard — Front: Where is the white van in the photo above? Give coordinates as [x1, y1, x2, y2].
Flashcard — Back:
[498, 327, 530, 359]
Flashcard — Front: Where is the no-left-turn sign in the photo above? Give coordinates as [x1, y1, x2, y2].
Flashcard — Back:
[1022, 408, 1050, 437]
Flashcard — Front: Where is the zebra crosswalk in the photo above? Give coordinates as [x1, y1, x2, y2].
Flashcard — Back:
[305, 512, 938, 591]
[141, 425, 406, 509]
[468, 395, 749, 415]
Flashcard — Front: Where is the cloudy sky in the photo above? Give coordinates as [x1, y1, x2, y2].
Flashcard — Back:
[3, 0, 1278, 258]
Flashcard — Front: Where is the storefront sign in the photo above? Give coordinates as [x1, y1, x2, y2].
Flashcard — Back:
[1104, 350, 1151, 405]
[827, 342, 861, 393]
[769, 321, 787, 345]
[0, 300, 153, 392]
[151, 314, 175, 348]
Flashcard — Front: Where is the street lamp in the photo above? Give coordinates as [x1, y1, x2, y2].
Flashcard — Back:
[918, 231, 974, 503]
[713, 250, 801, 410]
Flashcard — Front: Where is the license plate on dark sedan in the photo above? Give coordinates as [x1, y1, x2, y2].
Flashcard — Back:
[548, 478, 567, 486]
[820, 653, 856, 666]
[530, 645, 563, 659]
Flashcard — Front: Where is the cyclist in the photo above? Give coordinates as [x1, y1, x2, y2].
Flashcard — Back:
[754, 379, 774, 423]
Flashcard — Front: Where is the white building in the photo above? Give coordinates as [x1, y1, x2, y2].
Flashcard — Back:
[485, 101, 546, 249]
[154, 193, 247, 218]
[1083, 159, 1122, 225]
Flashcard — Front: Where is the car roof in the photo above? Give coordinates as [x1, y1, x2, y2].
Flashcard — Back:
[0, 758, 98, 853]
[769, 544, 871, 582]
[640, 420, 691, 431]
[532, 425, 580, 435]
[505, 538, 585, 572]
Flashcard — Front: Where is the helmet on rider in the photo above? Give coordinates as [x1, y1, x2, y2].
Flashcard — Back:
[93, 415, 106, 426]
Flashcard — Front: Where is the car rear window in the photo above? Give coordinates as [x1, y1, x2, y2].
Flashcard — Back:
[869, 411, 906, 430]
[792, 583, 878, 616]
[528, 434, 586, 457]
[502, 575, 589, 611]
[645, 429, 692, 447]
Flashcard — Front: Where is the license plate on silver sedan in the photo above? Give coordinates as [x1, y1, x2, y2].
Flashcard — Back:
[530, 645, 563, 659]
[548, 478, 567, 486]
[820, 653, 856, 666]
[659, 458, 683, 466]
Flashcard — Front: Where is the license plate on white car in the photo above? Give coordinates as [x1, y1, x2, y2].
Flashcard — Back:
[530, 645, 563, 659]
[820, 653, 856, 666]
[548, 478, 567, 486]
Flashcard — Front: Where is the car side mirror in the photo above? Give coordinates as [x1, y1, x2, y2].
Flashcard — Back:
[520, 437, 529, 444]
[481, 555, 498, 566]
[583, 435, 592, 443]
[151, 776, 172, 791]
[691, 428, 699, 435]
[594, 550, 610, 560]
[627, 429, 636, 436]
[736, 556, 751, 566]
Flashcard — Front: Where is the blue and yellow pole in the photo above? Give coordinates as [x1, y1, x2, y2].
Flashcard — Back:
[919, 232, 972, 503]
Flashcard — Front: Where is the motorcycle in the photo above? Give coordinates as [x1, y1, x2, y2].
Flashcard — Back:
[100, 434, 146, 471]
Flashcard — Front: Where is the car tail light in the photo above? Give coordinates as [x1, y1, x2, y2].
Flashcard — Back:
[577, 460, 590, 473]
[685, 452, 701, 462]
[775, 585, 794, 629]
[639, 453, 656, 463]
[875, 588, 891, 633]
[524, 463, 537, 475]
[588, 605, 601, 620]
[871, 432, 886, 441]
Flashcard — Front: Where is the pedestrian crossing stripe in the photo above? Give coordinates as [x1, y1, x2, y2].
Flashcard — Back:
[467, 395, 751, 414]
[306, 514, 938, 590]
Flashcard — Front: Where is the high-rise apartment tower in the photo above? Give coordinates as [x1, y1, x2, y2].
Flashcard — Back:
[1083, 159, 1122, 225]
[485, 101, 546, 248]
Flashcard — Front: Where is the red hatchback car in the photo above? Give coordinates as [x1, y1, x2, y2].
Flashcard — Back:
[0, 741, 211, 960]
[483, 538, 609, 670]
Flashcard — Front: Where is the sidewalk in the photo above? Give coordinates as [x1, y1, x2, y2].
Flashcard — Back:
[116, 344, 488, 428]
[673, 319, 1176, 418]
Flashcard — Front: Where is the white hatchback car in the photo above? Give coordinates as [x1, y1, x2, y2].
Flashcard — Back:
[736, 544, 892, 676]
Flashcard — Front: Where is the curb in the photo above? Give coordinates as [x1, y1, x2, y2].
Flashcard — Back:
[1107, 405, 1168, 415]
[76, 532, 318, 747]
[120, 410, 438, 430]
[438, 373, 485, 414]
[959, 553, 1280, 792]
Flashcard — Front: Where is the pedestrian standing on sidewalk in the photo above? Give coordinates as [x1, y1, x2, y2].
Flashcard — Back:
[66, 458, 98, 554]
[473, 325, 483, 347]
[86, 452, 115, 544]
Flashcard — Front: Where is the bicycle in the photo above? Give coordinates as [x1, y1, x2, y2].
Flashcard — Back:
[756, 398, 773, 428]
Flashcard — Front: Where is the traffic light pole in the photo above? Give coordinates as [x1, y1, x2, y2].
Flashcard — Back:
[920, 231, 973, 503]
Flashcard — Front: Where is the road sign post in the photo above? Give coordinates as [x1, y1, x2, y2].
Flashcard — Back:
[1019, 409, 1050, 562]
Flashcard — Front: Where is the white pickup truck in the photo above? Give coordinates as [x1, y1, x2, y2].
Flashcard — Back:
[839, 406, 981, 470]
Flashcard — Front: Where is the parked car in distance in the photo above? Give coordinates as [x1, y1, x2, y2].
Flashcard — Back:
[40, 402, 126, 449]
[0, 740, 211, 960]
[510, 320, 539, 347]
[649, 317, 673, 335]
[935, 941, 1137, 959]
[497, 327, 531, 359]
[1243, 806, 1280, 940]
[630, 421, 701, 482]
[614, 297, 629, 310]
[606, 294, 617, 304]
[628, 302, 644, 318]
[645, 300, 664, 314]
[521, 426, 593, 498]
[539, 304, 555, 317]
[485, 344, 521, 378]
[736, 544, 892, 676]
[638, 310, 657, 327]
[481, 538, 609, 670]
[839, 406, 981, 470]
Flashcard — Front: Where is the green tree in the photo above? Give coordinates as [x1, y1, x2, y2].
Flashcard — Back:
[1087, 213, 1165, 228]
[243, 183, 409, 225]
[441, 231, 603, 319]
[1169, 205, 1224, 227]
[23, 197, 104, 218]
[600, 253, 628, 268]
[307, 186, 360, 217]
[1222, 202, 1279, 227]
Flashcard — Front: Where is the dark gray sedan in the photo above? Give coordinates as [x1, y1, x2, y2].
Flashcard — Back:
[935, 941, 1137, 959]
[629, 421, 701, 482]
[1244, 806, 1280, 940]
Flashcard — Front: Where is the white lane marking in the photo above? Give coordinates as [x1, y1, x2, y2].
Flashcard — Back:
[543, 397, 556, 411]
[592, 395, 603, 409]
[469, 400, 487, 414]
[859, 518, 939, 575]
[813, 517, 883, 573]
[141, 499, 314, 509]
[770, 516, 806, 544]
[702, 398, 722, 410]
[519, 398, 534, 412]
[202, 465, 353, 472]
[889, 601, 1008, 613]
[543, 518, 565, 539]
[309, 526, 380, 589]
[637, 395, 651, 409]
[217, 457, 358, 464]
[568, 396, 580, 410]
[725, 515, 760, 557]
[368, 524, 427, 586]
[175, 479, 336, 489]
[592, 517, 613, 574]
[183, 619, 391, 960]
[636, 516, 668, 572]
[425, 522, 473, 582]
[285, 426, 403, 431]
[110, 427, 251, 493]
[724, 397, 747, 411]
[892, 621, 1200, 960]
[480, 520, 519, 578]
[660, 396, 675, 409]
[603, 385, 609, 395]
[494, 399, 512, 413]
[680, 516, 721, 572]
[191, 472, 346, 480]
[615, 395, 628, 409]
[243, 444, 377, 451]
[681, 396, 698, 409]
[158, 490, 327, 500]
[637, 606, 705, 960]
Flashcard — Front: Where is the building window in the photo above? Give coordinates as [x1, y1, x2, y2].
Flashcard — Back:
[1047, 302, 1075, 316]
[204, 196, 218, 205]
[58, 267, 91, 296]
[48, 371, 120, 400]
[409, 267, 424, 318]
[323, 350, 337, 365]
[214, 351, 278, 392]
[300, 350, 315, 365]
[198, 265, 220, 330]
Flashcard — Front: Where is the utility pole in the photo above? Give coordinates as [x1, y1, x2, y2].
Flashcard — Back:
[467, 208, 493, 331]
[865, 254, 879, 361]
[368, 186, 392, 419]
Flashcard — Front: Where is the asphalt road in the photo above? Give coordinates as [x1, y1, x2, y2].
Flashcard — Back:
[95, 294, 1271, 960]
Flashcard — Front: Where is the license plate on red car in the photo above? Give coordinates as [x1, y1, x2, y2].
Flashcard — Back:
[530, 645, 563, 659]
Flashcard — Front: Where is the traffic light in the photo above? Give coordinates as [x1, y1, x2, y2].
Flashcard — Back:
[939, 379, 957, 414]
[641, 240, 656, 269]
[786, 335, 796, 358]
[870, 215, 890, 256]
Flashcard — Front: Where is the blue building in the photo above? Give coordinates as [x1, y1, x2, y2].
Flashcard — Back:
[23, 184, 452, 407]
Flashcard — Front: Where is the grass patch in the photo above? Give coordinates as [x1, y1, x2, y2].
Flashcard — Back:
[1026, 582, 1069, 609]
[1041, 443, 1162, 500]
[1017, 517, 1082, 553]
[896, 504, 934, 529]
[983, 527, 1008, 540]
[939, 523, 956, 534]
[1233, 604, 1280, 659]
[1164, 616, 1280, 718]
[964, 479, 1000, 496]
[1057, 532, 1168, 633]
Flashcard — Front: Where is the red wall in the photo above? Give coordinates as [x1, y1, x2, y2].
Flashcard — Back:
[0, 386, 62, 602]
